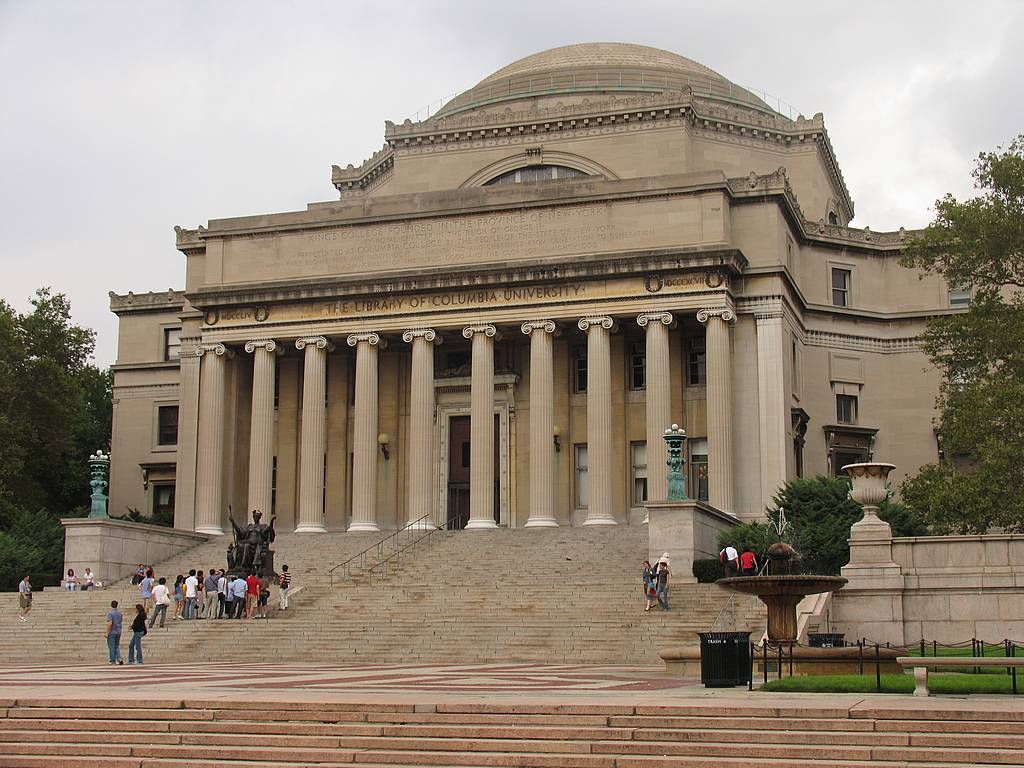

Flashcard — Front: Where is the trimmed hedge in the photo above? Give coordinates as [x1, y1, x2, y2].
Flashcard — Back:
[693, 558, 725, 583]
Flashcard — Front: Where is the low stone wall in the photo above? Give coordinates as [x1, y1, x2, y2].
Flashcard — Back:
[645, 500, 738, 583]
[834, 530, 1024, 645]
[62, 518, 209, 585]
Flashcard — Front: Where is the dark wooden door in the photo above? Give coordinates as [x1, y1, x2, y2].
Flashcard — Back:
[446, 414, 500, 528]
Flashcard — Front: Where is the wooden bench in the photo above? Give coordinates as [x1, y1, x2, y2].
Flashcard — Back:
[896, 656, 1024, 696]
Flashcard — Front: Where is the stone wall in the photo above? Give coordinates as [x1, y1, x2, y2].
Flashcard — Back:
[645, 499, 738, 583]
[62, 518, 209, 585]
[834, 529, 1024, 645]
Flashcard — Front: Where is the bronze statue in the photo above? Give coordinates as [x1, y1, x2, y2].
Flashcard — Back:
[228, 509, 276, 575]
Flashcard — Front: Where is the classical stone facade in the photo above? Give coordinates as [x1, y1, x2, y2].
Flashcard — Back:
[109, 43, 957, 534]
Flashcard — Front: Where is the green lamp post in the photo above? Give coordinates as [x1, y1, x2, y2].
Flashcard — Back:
[88, 449, 111, 520]
[663, 424, 687, 501]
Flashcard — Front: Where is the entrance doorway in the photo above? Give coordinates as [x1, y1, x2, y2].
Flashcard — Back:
[446, 414, 500, 529]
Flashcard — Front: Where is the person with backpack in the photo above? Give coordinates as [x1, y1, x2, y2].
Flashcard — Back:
[720, 545, 739, 577]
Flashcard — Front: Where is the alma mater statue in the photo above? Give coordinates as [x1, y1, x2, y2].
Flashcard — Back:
[227, 509, 276, 576]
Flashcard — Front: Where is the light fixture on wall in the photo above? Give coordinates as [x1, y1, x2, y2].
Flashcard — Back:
[140, 466, 149, 490]
[553, 426, 561, 453]
[378, 433, 390, 460]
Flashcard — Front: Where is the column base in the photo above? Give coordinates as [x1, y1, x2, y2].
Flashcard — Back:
[524, 517, 559, 528]
[465, 519, 499, 530]
[405, 519, 436, 531]
[294, 523, 327, 534]
[347, 522, 381, 533]
[582, 516, 618, 526]
[194, 525, 225, 536]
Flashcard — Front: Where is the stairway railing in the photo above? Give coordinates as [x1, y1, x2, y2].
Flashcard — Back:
[328, 513, 460, 585]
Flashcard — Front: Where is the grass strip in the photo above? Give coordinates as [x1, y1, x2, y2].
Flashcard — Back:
[760, 672, 1021, 695]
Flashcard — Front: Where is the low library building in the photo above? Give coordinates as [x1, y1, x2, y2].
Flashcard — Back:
[109, 43, 957, 535]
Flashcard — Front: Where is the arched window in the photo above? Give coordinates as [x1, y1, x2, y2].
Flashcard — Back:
[828, 211, 840, 226]
[483, 165, 592, 186]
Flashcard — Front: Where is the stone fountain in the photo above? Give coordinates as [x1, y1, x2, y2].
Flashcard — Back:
[716, 542, 848, 642]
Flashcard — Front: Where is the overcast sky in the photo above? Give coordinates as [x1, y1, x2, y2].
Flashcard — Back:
[2, 0, 1021, 367]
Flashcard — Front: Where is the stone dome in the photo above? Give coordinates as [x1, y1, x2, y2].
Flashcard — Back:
[435, 42, 776, 118]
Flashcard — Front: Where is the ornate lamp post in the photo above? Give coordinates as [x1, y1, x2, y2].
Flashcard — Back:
[88, 450, 111, 520]
[663, 424, 687, 501]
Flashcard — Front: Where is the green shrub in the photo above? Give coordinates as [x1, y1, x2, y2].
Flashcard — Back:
[692, 558, 725, 583]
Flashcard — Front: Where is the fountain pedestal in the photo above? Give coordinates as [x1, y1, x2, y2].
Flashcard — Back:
[717, 575, 848, 642]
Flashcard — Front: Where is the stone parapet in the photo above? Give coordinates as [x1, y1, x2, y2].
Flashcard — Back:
[646, 499, 738, 583]
[62, 518, 209, 585]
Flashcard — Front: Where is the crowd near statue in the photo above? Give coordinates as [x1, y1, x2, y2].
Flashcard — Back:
[227, 508, 276, 576]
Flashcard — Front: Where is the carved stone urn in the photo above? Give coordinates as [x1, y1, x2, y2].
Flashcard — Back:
[842, 462, 895, 531]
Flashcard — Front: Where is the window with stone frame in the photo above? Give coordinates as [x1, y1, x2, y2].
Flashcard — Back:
[630, 441, 647, 505]
[152, 482, 175, 519]
[483, 165, 592, 185]
[572, 345, 588, 393]
[163, 327, 181, 361]
[574, 444, 589, 508]
[157, 405, 178, 446]
[687, 336, 706, 386]
[831, 267, 852, 307]
[689, 438, 709, 502]
[948, 286, 972, 308]
[629, 341, 646, 391]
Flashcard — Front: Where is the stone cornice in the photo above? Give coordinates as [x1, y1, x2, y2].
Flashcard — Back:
[109, 289, 185, 314]
[331, 146, 395, 197]
[804, 331, 920, 354]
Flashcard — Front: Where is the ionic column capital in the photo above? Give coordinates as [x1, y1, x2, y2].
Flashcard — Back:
[402, 328, 442, 344]
[195, 342, 231, 358]
[521, 319, 557, 336]
[243, 338, 279, 354]
[462, 323, 498, 340]
[696, 306, 736, 325]
[295, 335, 335, 352]
[346, 331, 386, 349]
[637, 311, 674, 328]
[578, 316, 615, 332]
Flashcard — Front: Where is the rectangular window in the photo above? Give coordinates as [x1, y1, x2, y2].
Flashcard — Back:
[152, 483, 175, 519]
[572, 345, 588, 394]
[836, 394, 858, 425]
[831, 267, 851, 307]
[833, 450, 865, 477]
[687, 337, 706, 386]
[631, 441, 647, 505]
[574, 444, 589, 508]
[157, 405, 178, 446]
[689, 438, 709, 502]
[163, 328, 181, 361]
[949, 287, 972, 307]
[629, 342, 646, 391]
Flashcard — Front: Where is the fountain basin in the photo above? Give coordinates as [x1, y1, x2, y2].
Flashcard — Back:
[717, 575, 848, 642]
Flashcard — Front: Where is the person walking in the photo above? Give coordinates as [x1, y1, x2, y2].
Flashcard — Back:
[720, 545, 740, 577]
[641, 560, 657, 612]
[149, 577, 170, 628]
[128, 604, 147, 664]
[183, 569, 199, 619]
[172, 575, 185, 619]
[17, 575, 32, 623]
[106, 600, 124, 665]
[139, 569, 155, 613]
[656, 557, 671, 610]
[278, 565, 291, 610]
[739, 547, 759, 576]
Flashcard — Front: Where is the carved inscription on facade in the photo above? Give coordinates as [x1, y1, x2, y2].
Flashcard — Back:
[219, 196, 722, 284]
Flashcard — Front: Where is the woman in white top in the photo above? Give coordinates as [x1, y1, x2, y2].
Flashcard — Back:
[81, 568, 96, 591]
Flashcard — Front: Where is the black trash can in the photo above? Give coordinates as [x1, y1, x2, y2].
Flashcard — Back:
[698, 631, 752, 687]
[808, 633, 845, 648]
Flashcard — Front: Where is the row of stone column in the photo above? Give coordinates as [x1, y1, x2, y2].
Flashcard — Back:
[190, 308, 737, 535]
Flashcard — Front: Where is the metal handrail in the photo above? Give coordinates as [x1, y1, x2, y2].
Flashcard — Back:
[327, 512, 462, 585]
[362, 511, 463, 581]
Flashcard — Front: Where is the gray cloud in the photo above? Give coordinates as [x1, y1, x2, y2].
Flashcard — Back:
[1, 0, 1020, 366]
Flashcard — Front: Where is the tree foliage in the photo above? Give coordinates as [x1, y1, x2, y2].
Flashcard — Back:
[0, 289, 111, 589]
[899, 136, 1024, 532]
[718, 476, 926, 576]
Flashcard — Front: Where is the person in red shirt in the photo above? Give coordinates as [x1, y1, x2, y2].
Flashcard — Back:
[245, 571, 260, 619]
[739, 547, 758, 576]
